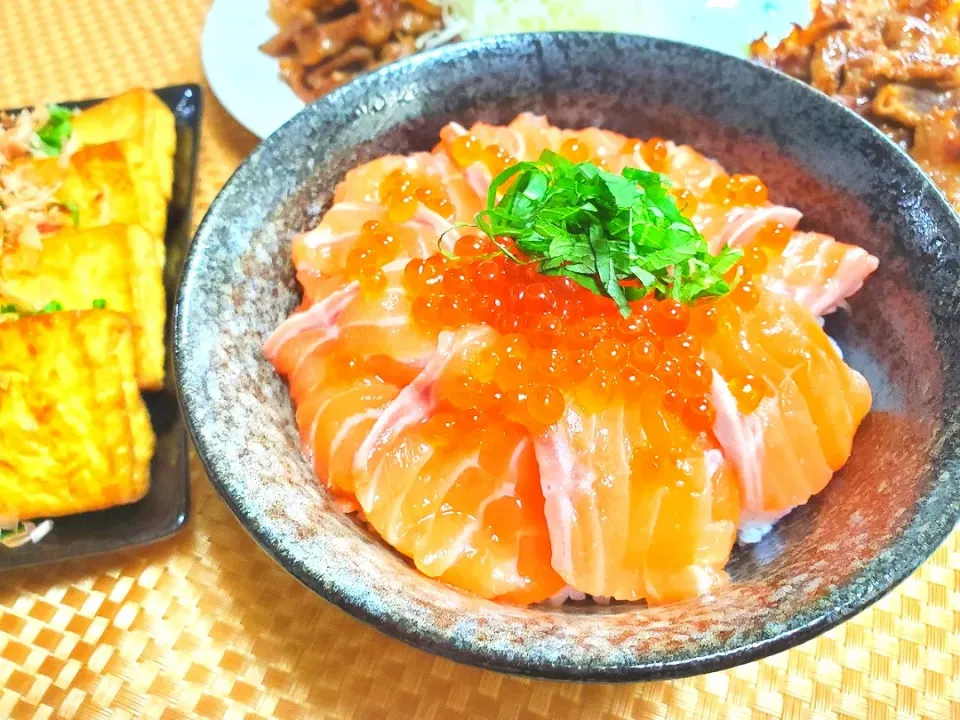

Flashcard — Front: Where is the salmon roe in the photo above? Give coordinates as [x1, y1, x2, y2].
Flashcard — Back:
[402, 234, 729, 432]
[379, 169, 455, 223]
[395, 131, 785, 430]
[707, 173, 769, 207]
[345, 219, 411, 296]
[446, 133, 517, 174]
[754, 220, 790, 248]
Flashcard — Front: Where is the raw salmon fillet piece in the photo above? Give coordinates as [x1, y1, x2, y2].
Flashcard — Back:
[705, 291, 872, 516]
[352, 328, 565, 603]
[534, 388, 739, 604]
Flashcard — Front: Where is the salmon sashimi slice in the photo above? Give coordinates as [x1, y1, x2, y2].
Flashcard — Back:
[761, 231, 880, 316]
[267, 305, 412, 499]
[698, 205, 803, 253]
[569, 126, 630, 159]
[291, 203, 460, 277]
[704, 292, 872, 517]
[607, 137, 805, 257]
[427, 151, 485, 221]
[534, 389, 739, 603]
[295, 373, 401, 497]
[333, 152, 482, 223]
[437, 122, 497, 199]
[294, 268, 352, 311]
[437, 118, 556, 199]
[352, 327, 565, 602]
[508, 113, 566, 159]
[266, 267, 436, 407]
[353, 326, 496, 508]
[334, 261, 438, 365]
[440, 121, 529, 161]
[264, 282, 359, 379]
[333, 153, 433, 205]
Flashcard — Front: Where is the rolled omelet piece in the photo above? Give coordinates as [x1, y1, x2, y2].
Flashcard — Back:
[72, 88, 177, 200]
[10, 140, 166, 268]
[11, 142, 139, 224]
[0, 310, 154, 520]
[0, 224, 166, 390]
[72, 89, 177, 244]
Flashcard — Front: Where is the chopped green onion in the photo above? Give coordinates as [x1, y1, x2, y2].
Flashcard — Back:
[92, 298, 106, 309]
[0, 523, 27, 542]
[31, 104, 75, 157]
[40, 300, 64, 313]
[63, 201, 80, 228]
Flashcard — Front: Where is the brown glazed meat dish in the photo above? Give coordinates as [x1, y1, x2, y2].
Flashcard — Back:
[752, 0, 960, 210]
[261, 0, 443, 103]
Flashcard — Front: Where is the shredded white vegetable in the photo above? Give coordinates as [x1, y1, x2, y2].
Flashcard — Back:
[427, 0, 666, 40]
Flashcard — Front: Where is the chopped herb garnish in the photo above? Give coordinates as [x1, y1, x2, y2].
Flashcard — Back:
[0, 523, 26, 541]
[0, 300, 102, 316]
[32, 103, 75, 157]
[473, 151, 742, 316]
[63, 201, 80, 228]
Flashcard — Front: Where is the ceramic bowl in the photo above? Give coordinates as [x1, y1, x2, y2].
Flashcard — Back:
[175, 33, 960, 681]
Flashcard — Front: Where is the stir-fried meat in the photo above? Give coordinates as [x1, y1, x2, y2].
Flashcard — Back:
[752, 0, 960, 210]
[262, 0, 443, 103]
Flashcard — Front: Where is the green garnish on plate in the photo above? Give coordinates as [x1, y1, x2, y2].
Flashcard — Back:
[62, 201, 80, 228]
[0, 523, 27, 542]
[0, 299, 104, 317]
[474, 151, 741, 316]
[32, 103, 75, 157]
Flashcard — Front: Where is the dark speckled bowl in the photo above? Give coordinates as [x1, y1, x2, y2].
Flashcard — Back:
[175, 33, 960, 681]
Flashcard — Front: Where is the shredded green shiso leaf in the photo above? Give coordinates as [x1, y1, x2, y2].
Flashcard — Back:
[473, 151, 742, 317]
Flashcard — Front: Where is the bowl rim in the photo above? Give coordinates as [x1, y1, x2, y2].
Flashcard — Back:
[175, 30, 960, 681]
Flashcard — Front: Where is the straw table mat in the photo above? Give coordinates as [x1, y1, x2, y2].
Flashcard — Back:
[1, 1, 959, 718]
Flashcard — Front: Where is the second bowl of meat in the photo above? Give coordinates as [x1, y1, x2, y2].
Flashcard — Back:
[753, 0, 960, 210]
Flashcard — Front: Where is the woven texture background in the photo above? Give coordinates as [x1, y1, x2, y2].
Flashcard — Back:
[0, 1, 958, 718]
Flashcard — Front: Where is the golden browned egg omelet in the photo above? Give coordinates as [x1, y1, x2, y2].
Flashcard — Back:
[0, 310, 154, 521]
[72, 89, 177, 199]
[72, 88, 177, 250]
[0, 88, 176, 527]
[0, 224, 166, 389]
[11, 142, 141, 226]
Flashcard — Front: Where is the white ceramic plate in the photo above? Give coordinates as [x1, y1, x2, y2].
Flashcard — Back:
[202, 0, 811, 139]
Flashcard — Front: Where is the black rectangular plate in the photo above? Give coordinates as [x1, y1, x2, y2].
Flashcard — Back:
[0, 84, 202, 570]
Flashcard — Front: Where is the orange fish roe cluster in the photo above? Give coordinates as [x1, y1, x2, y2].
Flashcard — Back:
[343, 219, 399, 296]
[378, 168, 455, 224]
[753, 220, 791, 248]
[448, 134, 518, 175]
[707, 173, 770, 206]
[720, 228, 781, 415]
[402, 233, 741, 433]
[447, 134, 635, 176]
[621, 136, 669, 173]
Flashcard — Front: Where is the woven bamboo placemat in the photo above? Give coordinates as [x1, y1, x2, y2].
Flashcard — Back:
[1, 1, 958, 718]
